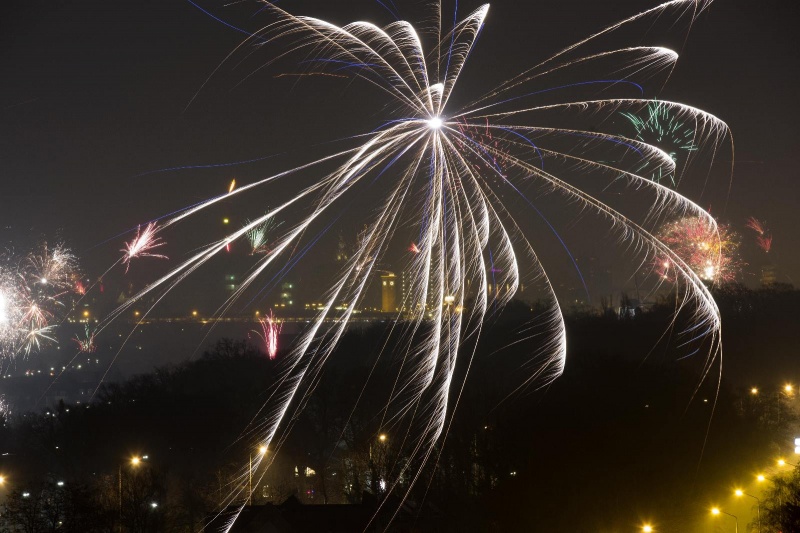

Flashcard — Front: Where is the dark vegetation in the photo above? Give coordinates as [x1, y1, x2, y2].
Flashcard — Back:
[0, 285, 798, 532]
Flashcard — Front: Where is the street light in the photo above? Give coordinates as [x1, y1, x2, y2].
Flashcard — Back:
[750, 387, 759, 395]
[120, 455, 144, 533]
[777, 458, 797, 468]
[756, 474, 766, 483]
[735, 489, 761, 533]
[642, 524, 653, 532]
[711, 507, 738, 533]
[249, 445, 268, 505]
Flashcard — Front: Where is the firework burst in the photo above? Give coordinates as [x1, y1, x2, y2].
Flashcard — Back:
[254, 311, 282, 360]
[655, 216, 742, 284]
[746, 216, 773, 253]
[245, 217, 282, 255]
[121, 222, 168, 272]
[621, 101, 699, 185]
[73, 325, 97, 354]
[94, 0, 731, 525]
[0, 243, 80, 358]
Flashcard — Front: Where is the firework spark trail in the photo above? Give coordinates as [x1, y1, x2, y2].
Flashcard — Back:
[90, 1, 732, 528]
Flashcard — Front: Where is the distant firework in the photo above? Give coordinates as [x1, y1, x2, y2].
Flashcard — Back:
[73, 325, 97, 353]
[246, 217, 282, 255]
[746, 216, 773, 253]
[122, 222, 168, 272]
[408, 242, 420, 254]
[656, 217, 741, 284]
[621, 101, 698, 185]
[0, 243, 80, 358]
[254, 311, 282, 360]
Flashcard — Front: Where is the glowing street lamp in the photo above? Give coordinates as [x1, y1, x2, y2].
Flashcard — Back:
[378, 434, 388, 443]
[777, 458, 797, 468]
[734, 489, 761, 533]
[750, 387, 758, 395]
[120, 455, 145, 532]
[642, 524, 653, 532]
[756, 474, 766, 483]
[711, 507, 738, 533]
[249, 445, 268, 505]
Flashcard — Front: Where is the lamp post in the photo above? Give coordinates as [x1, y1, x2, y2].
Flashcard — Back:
[249, 445, 267, 505]
[711, 507, 738, 533]
[119, 456, 143, 533]
[735, 489, 761, 533]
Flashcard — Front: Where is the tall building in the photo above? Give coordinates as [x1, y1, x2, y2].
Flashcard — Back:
[381, 272, 397, 313]
[276, 281, 294, 309]
[336, 231, 349, 263]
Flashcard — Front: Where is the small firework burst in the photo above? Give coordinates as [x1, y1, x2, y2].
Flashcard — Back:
[656, 217, 742, 284]
[0, 243, 80, 359]
[254, 311, 282, 360]
[746, 216, 773, 253]
[73, 325, 97, 353]
[246, 217, 282, 255]
[122, 222, 168, 272]
[622, 101, 699, 186]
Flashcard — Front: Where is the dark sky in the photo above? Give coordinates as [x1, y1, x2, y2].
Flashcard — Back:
[1, 0, 798, 306]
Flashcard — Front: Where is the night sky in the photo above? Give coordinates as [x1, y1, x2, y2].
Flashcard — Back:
[2, 0, 799, 305]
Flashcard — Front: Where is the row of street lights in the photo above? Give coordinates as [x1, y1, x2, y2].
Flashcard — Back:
[640, 457, 798, 532]
[707, 458, 797, 533]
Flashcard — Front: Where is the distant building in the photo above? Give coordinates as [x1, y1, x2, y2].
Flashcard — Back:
[380, 273, 397, 313]
[224, 274, 238, 292]
[276, 281, 294, 309]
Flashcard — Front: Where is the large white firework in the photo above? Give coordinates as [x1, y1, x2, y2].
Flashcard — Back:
[94, 0, 730, 527]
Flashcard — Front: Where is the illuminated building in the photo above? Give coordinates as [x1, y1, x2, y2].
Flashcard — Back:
[381, 273, 397, 313]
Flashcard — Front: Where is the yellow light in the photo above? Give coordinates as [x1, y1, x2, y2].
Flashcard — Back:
[711, 508, 720, 515]
[786, 384, 793, 393]
[378, 434, 387, 442]
[131, 457, 141, 466]
[223, 218, 229, 225]
[258, 446, 268, 455]
[751, 387, 758, 394]
[82, 310, 89, 317]
[192, 310, 198, 317]
[735, 489, 743, 497]
[778, 459, 787, 467]
[134, 311, 140, 317]
[0, 475, 5, 484]
[757, 474, 766, 482]
[642, 525, 653, 533]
